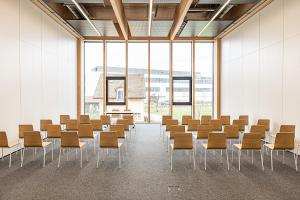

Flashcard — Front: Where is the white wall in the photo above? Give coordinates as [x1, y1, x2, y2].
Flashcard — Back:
[0, 0, 77, 156]
[221, 0, 300, 140]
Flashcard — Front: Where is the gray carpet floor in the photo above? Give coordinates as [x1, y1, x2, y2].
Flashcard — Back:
[0, 124, 299, 200]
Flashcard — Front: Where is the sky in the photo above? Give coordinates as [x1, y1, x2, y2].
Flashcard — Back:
[84, 42, 214, 96]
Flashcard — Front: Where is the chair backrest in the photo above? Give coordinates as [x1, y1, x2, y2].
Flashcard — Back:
[80, 115, 90, 124]
[123, 115, 134, 125]
[279, 125, 295, 133]
[224, 125, 239, 139]
[47, 125, 61, 138]
[169, 125, 185, 139]
[162, 115, 172, 125]
[187, 120, 200, 131]
[257, 119, 270, 132]
[197, 125, 212, 139]
[101, 115, 111, 125]
[182, 115, 192, 126]
[239, 115, 249, 125]
[220, 115, 230, 126]
[60, 115, 70, 125]
[61, 132, 80, 147]
[116, 119, 129, 130]
[166, 119, 179, 131]
[232, 120, 245, 131]
[207, 133, 227, 149]
[90, 120, 103, 131]
[241, 133, 262, 149]
[250, 125, 266, 139]
[19, 124, 34, 139]
[174, 133, 193, 149]
[210, 119, 222, 131]
[78, 124, 94, 138]
[110, 125, 125, 138]
[24, 131, 42, 147]
[274, 132, 295, 150]
[40, 119, 52, 131]
[66, 119, 78, 131]
[100, 132, 118, 148]
[0, 131, 8, 147]
[201, 115, 211, 125]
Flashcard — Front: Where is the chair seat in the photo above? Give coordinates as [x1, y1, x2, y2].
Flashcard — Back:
[101, 142, 123, 149]
[264, 144, 274, 150]
[79, 136, 95, 139]
[42, 142, 51, 147]
[202, 143, 226, 149]
[7, 140, 20, 148]
[233, 144, 242, 149]
[170, 143, 193, 150]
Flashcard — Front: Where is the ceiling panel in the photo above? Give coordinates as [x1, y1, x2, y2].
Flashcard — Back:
[197, 0, 259, 4]
[67, 20, 118, 36]
[47, 0, 104, 3]
[128, 20, 173, 36]
[123, 0, 180, 3]
[180, 20, 232, 37]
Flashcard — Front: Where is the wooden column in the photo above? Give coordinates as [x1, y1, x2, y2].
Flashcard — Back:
[215, 39, 221, 118]
[77, 39, 82, 119]
[192, 40, 196, 119]
[125, 41, 129, 110]
[169, 41, 173, 116]
[103, 41, 107, 114]
[147, 40, 151, 123]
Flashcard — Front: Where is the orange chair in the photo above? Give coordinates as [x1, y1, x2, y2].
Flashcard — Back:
[0, 131, 21, 168]
[182, 115, 192, 126]
[201, 115, 211, 125]
[46, 124, 62, 160]
[220, 115, 231, 126]
[60, 115, 70, 130]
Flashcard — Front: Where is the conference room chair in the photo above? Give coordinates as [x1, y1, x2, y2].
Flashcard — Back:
[264, 132, 297, 171]
[58, 132, 87, 168]
[170, 133, 195, 171]
[232, 119, 246, 133]
[0, 131, 21, 168]
[250, 125, 266, 141]
[46, 124, 61, 160]
[90, 119, 103, 136]
[79, 115, 91, 124]
[116, 119, 131, 138]
[97, 131, 124, 168]
[19, 124, 34, 143]
[210, 119, 222, 132]
[187, 120, 200, 133]
[165, 119, 179, 139]
[257, 119, 270, 142]
[40, 119, 52, 139]
[161, 115, 172, 137]
[224, 125, 240, 146]
[239, 115, 249, 130]
[65, 119, 78, 131]
[78, 124, 96, 153]
[202, 133, 229, 170]
[201, 115, 211, 125]
[100, 115, 111, 129]
[60, 115, 70, 130]
[182, 115, 192, 126]
[269, 125, 296, 152]
[232, 133, 264, 171]
[123, 115, 136, 135]
[21, 131, 51, 168]
[167, 125, 186, 152]
[220, 115, 231, 126]
[110, 125, 128, 154]
[194, 125, 212, 155]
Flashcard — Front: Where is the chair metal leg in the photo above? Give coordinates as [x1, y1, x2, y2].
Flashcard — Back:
[1, 148, 3, 160]
[251, 150, 254, 164]
[43, 148, 46, 168]
[193, 149, 196, 170]
[9, 153, 12, 168]
[97, 149, 99, 168]
[260, 150, 264, 171]
[58, 148, 61, 168]
[220, 150, 223, 163]
[102, 149, 105, 162]
[282, 150, 285, 164]
[119, 148, 121, 168]
[51, 141, 54, 161]
[271, 150, 273, 171]
[170, 148, 173, 171]
[238, 150, 241, 171]
[94, 138, 96, 154]
[204, 150, 207, 170]
[21, 148, 25, 167]
[80, 148, 83, 168]
[85, 146, 88, 161]
[294, 151, 298, 171]
[226, 149, 229, 170]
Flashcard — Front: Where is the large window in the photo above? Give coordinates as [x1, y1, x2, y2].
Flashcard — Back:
[150, 42, 170, 122]
[106, 42, 126, 111]
[195, 42, 214, 118]
[172, 42, 192, 121]
[128, 42, 148, 122]
[84, 42, 103, 119]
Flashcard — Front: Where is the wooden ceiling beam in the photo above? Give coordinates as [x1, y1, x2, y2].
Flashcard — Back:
[84, 36, 213, 41]
[169, 0, 193, 40]
[109, 0, 129, 40]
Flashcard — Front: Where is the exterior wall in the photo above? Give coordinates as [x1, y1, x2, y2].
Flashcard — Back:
[221, 0, 300, 140]
[0, 0, 77, 156]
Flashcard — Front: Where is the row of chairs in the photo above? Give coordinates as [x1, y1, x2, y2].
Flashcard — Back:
[0, 114, 136, 168]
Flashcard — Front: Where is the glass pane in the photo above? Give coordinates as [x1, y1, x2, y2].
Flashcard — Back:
[84, 42, 103, 119]
[173, 79, 191, 103]
[128, 42, 148, 122]
[150, 42, 170, 122]
[107, 42, 125, 76]
[107, 79, 125, 103]
[173, 105, 192, 123]
[173, 42, 192, 76]
[195, 43, 214, 118]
